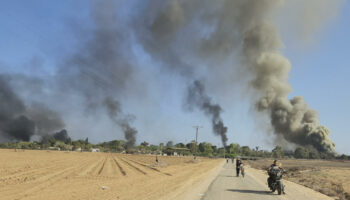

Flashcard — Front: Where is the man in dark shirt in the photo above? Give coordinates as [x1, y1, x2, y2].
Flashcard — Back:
[267, 160, 283, 189]
[236, 158, 242, 177]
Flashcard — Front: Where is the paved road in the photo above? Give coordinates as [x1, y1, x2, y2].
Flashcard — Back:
[202, 162, 332, 200]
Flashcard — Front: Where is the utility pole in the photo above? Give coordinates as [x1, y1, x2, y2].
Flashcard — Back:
[192, 126, 203, 159]
[224, 145, 226, 159]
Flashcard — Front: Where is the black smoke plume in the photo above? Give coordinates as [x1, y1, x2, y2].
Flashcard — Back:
[103, 97, 137, 148]
[134, 0, 337, 153]
[52, 129, 70, 142]
[56, 0, 139, 143]
[186, 80, 228, 147]
[40, 129, 71, 144]
[0, 75, 65, 142]
[1, 0, 340, 152]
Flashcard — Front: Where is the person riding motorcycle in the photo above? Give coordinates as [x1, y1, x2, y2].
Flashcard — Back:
[267, 160, 284, 191]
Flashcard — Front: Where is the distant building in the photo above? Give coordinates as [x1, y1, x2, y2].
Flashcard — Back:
[75, 147, 82, 152]
[48, 147, 60, 151]
[90, 148, 100, 152]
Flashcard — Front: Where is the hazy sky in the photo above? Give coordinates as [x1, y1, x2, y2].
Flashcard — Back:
[0, 1, 349, 154]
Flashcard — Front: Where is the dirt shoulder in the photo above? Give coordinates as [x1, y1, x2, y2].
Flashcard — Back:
[245, 159, 350, 200]
[166, 160, 225, 200]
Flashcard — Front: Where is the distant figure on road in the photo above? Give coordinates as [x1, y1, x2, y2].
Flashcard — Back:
[236, 158, 242, 177]
[231, 158, 234, 163]
[226, 158, 229, 163]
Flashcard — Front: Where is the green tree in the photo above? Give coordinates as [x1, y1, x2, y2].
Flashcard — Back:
[272, 146, 284, 158]
[198, 142, 213, 156]
[241, 146, 252, 157]
[294, 147, 308, 159]
[198, 142, 206, 153]
[149, 145, 158, 151]
[140, 141, 149, 147]
[186, 141, 197, 154]
[229, 143, 240, 155]
[19, 142, 31, 149]
[203, 143, 213, 156]
[308, 147, 320, 159]
[175, 143, 185, 148]
[65, 137, 72, 145]
[166, 141, 174, 148]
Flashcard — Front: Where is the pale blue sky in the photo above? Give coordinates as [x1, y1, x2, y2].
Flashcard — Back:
[0, 1, 349, 154]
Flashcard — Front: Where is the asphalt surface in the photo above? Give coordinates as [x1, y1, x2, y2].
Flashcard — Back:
[202, 161, 332, 200]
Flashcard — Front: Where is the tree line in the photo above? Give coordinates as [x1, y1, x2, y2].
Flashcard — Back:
[0, 139, 348, 160]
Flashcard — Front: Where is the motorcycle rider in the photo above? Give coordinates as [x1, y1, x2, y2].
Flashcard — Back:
[236, 157, 242, 177]
[267, 160, 283, 190]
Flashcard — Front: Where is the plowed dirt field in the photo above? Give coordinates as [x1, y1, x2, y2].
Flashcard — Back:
[0, 149, 222, 200]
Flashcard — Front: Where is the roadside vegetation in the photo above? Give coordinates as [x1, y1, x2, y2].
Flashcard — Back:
[0, 139, 349, 161]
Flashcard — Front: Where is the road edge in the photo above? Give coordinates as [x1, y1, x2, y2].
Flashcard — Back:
[167, 159, 225, 200]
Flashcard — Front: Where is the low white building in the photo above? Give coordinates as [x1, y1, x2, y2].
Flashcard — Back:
[75, 147, 82, 152]
[90, 148, 100, 152]
[48, 147, 60, 151]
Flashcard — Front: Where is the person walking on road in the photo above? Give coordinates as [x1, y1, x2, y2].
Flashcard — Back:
[236, 158, 242, 177]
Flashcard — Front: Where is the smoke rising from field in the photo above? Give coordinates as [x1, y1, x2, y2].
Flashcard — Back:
[134, 0, 338, 153]
[234, 1, 336, 153]
[186, 80, 228, 147]
[52, 129, 70, 142]
[1, 0, 139, 143]
[59, 0, 134, 101]
[0, 75, 65, 142]
[57, 0, 139, 143]
[104, 97, 137, 148]
[134, 1, 230, 145]
[0, 0, 341, 151]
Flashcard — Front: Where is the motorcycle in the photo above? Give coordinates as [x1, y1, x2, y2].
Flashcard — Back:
[268, 167, 285, 195]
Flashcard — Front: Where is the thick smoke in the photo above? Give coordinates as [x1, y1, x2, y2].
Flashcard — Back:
[58, 0, 134, 107]
[0, 0, 340, 152]
[41, 129, 71, 144]
[0, 75, 65, 142]
[134, 1, 229, 145]
[232, 1, 336, 153]
[27, 103, 65, 136]
[52, 129, 70, 142]
[186, 80, 228, 146]
[57, 0, 139, 143]
[133, 0, 338, 153]
[103, 97, 137, 148]
[1, 0, 139, 144]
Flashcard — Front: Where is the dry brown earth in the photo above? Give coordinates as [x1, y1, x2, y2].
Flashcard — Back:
[0, 149, 222, 200]
[245, 159, 350, 200]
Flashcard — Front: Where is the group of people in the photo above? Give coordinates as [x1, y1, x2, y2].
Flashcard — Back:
[226, 158, 284, 192]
